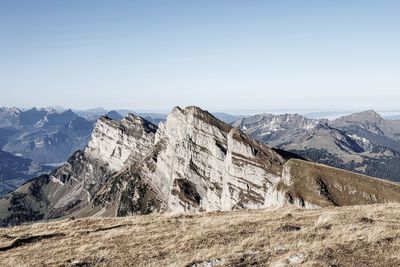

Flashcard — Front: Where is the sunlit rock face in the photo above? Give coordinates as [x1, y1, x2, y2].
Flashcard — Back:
[93, 106, 400, 215]
[85, 114, 157, 171]
[3, 106, 400, 227]
[46, 113, 158, 215]
[0, 113, 159, 226]
[132, 106, 292, 213]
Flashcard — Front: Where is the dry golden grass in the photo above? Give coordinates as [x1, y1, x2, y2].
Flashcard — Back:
[1, 204, 400, 266]
[282, 159, 400, 207]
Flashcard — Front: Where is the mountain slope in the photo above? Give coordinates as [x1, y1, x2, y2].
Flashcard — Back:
[34, 109, 78, 128]
[281, 159, 400, 207]
[331, 110, 400, 140]
[0, 114, 158, 226]
[233, 111, 400, 182]
[232, 113, 365, 155]
[19, 108, 50, 127]
[0, 108, 21, 128]
[2, 107, 400, 227]
[1, 203, 399, 267]
[0, 151, 51, 196]
[1, 114, 93, 164]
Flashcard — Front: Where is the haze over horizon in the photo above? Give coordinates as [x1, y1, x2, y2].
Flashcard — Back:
[1, 1, 399, 111]
[5, 105, 400, 121]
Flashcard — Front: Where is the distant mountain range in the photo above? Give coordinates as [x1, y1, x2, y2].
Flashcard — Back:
[1, 106, 400, 197]
[0, 107, 95, 195]
[0, 108, 93, 163]
[73, 107, 247, 124]
[232, 110, 400, 182]
[2, 106, 400, 227]
[0, 106, 185, 195]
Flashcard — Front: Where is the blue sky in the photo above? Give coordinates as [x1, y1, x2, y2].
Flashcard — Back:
[0, 1, 399, 112]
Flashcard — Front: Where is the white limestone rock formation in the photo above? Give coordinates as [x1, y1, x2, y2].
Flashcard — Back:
[85, 114, 157, 170]
[140, 106, 287, 212]
[103, 106, 400, 215]
[0, 113, 158, 225]
[3, 106, 400, 227]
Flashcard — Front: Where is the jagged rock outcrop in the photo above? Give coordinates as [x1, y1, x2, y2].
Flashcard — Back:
[85, 114, 157, 171]
[2, 107, 400, 227]
[115, 107, 400, 213]
[127, 106, 288, 212]
[0, 114, 157, 225]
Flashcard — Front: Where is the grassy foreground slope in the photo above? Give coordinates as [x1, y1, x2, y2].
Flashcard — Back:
[1, 204, 400, 266]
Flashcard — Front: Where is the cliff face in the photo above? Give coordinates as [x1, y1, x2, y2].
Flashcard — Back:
[94, 106, 400, 216]
[85, 115, 157, 171]
[0, 114, 158, 225]
[2, 107, 400, 227]
[89, 106, 288, 216]
[134, 106, 287, 212]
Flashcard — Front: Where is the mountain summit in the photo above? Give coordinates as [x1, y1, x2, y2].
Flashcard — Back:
[233, 110, 400, 181]
[333, 110, 383, 124]
[2, 107, 400, 226]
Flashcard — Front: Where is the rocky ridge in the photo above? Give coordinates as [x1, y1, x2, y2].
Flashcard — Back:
[1, 107, 400, 226]
[0, 108, 94, 165]
[0, 108, 21, 128]
[233, 110, 400, 181]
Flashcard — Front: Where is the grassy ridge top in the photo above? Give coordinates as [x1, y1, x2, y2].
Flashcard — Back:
[280, 159, 400, 207]
[1, 204, 400, 266]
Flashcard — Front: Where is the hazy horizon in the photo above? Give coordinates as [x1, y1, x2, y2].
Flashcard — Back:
[5, 104, 400, 120]
[1, 1, 399, 110]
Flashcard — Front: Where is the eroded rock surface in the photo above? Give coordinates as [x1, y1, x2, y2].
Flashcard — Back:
[2, 107, 400, 226]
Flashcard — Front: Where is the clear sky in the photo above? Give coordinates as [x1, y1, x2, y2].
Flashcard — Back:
[0, 0, 399, 112]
